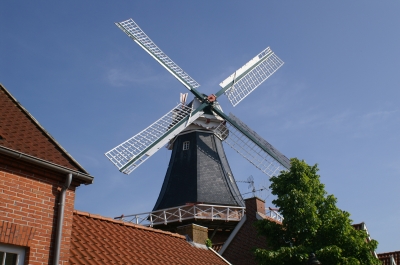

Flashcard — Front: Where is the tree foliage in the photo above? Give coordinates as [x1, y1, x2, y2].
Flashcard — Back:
[254, 158, 380, 265]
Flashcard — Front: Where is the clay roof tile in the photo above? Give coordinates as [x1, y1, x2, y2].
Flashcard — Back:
[70, 211, 230, 264]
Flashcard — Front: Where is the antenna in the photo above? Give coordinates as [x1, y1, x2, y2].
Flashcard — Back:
[236, 175, 270, 200]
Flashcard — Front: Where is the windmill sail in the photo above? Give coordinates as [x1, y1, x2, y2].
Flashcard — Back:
[105, 104, 204, 174]
[108, 17, 290, 180]
[214, 113, 290, 177]
[217, 47, 284, 107]
[116, 19, 204, 100]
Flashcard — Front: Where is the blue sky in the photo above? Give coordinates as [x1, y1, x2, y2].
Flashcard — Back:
[1, 1, 399, 253]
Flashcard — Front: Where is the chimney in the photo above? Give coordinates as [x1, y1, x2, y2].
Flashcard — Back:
[244, 197, 266, 220]
[176, 223, 208, 245]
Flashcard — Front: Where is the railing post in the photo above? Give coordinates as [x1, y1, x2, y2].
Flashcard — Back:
[211, 206, 214, 221]
[179, 206, 182, 222]
[163, 210, 167, 225]
[227, 207, 229, 221]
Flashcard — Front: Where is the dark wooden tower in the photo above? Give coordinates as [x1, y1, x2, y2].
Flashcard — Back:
[153, 130, 244, 211]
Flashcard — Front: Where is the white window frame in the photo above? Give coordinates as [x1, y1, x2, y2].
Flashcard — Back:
[0, 244, 25, 265]
[183, 141, 190, 150]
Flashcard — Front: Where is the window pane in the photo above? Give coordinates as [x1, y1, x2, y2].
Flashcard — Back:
[0, 244, 25, 265]
[5, 252, 18, 265]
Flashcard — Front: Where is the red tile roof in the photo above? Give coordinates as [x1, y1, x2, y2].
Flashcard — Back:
[0, 84, 87, 172]
[70, 210, 230, 265]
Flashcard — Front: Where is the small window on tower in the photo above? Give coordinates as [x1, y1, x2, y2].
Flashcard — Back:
[183, 141, 190, 150]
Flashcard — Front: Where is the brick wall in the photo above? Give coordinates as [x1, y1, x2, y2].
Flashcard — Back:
[0, 155, 76, 265]
[222, 197, 268, 265]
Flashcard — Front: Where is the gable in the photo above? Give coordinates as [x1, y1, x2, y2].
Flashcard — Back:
[0, 84, 87, 172]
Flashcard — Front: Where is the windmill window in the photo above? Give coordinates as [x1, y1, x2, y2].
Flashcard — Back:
[183, 141, 190, 150]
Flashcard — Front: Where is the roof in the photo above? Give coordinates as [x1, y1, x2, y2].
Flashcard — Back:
[378, 251, 400, 265]
[256, 211, 283, 224]
[70, 210, 230, 265]
[352, 222, 365, 231]
[0, 83, 88, 173]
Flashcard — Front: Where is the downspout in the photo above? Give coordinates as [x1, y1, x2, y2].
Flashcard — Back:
[53, 173, 72, 265]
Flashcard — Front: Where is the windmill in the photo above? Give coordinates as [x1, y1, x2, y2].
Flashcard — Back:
[105, 18, 290, 216]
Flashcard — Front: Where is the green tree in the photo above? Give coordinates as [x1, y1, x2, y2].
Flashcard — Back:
[254, 158, 380, 265]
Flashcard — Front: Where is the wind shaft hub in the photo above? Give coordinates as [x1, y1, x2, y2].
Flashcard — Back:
[207, 94, 216, 103]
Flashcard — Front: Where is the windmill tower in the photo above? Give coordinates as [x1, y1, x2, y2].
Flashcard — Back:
[105, 19, 290, 238]
[153, 97, 244, 211]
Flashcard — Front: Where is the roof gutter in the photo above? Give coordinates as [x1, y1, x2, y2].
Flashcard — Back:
[0, 146, 94, 184]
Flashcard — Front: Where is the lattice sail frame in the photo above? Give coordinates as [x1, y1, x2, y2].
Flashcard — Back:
[105, 104, 199, 174]
[214, 113, 290, 178]
[116, 19, 201, 91]
[219, 47, 284, 107]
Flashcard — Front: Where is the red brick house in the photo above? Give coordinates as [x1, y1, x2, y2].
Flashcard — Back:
[0, 83, 94, 264]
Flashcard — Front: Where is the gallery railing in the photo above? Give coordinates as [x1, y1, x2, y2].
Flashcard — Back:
[115, 204, 245, 227]
[265, 207, 284, 222]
